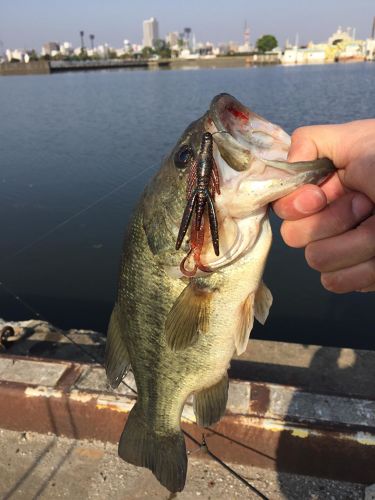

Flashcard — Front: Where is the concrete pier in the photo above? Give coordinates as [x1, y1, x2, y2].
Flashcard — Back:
[0, 319, 374, 487]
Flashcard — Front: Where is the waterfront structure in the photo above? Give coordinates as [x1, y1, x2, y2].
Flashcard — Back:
[281, 44, 326, 64]
[96, 44, 110, 58]
[336, 40, 365, 62]
[327, 26, 365, 62]
[281, 47, 305, 64]
[5, 48, 27, 62]
[366, 38, 375, 60]
[41, 42, 60, 56]
[123, 39, 132, 53]
[143, 17, 159, 48]
[281, 26, 368, 65]
[178, 48, 198, 60]
[328, 26, 353, 45]
[60, 42, 73, 56]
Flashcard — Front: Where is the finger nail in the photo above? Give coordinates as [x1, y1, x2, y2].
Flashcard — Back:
[352, 193, 373, 220]
[294, 189, 326, 215]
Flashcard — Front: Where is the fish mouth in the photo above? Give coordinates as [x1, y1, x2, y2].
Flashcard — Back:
[171, 94, 334, 275]
[207, 93, 334, 206]
[209, 93, 291, 171]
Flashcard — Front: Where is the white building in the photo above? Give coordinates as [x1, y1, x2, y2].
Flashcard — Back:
[166, 32, 179, 47]
[366, 38, 375, 60]
[60, 42, 73, 56]
[143, 17, 159, 48]
[41, 42, 60, 56]
[281, 47, 305, 64]
[5, 48, 40, 63]
[123, 39, 132, 53]
[281, 46, 326, 65]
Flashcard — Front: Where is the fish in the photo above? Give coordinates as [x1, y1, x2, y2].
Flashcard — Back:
[105, 93, 334, 492]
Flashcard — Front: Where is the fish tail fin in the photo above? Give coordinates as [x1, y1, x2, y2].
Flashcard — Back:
[105, 304, 130, 389]
[119, 404, 187, 492]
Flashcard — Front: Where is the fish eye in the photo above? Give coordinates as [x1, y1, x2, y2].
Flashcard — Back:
[174, 144, 194, 169]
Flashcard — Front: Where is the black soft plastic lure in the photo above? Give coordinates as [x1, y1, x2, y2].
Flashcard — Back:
[176, 132, 220, 277]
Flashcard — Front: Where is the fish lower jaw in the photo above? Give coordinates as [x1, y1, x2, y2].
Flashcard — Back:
[166, 209, 268, 279]
[206, 211, 267, 270]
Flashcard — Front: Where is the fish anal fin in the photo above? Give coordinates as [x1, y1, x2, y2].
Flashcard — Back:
[119, 404, 187, 493]
[235, 292, 255, 356]
[165, 283, 212, 351]
[254, 281, 273, 325]
[105, 304, 130, 389]
[193, 373, 229, 427]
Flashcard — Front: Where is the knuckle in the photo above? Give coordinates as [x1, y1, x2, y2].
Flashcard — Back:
[326, 204, 349, 235]
[291, 127, 309, 142]
[357, 218, 375, 255]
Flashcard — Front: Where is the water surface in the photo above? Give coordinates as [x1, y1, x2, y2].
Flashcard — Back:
[0, 63, 374, 348]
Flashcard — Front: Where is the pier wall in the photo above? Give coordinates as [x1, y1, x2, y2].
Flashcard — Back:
[0, 61, 50, 76]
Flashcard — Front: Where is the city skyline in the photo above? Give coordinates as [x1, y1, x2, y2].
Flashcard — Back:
[1, 0, 374, 51]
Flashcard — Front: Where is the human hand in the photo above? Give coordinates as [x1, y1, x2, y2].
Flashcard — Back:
[273, 120, 375, 293]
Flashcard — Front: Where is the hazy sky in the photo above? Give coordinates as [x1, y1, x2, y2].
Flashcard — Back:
[1, 0, 374, 50]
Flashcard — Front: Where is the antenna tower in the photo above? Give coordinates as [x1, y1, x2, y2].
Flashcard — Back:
[244, 21, 250, 46]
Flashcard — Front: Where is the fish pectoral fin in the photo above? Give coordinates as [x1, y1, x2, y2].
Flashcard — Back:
[165, 282, 212, 351]
[235, 292, 255, 355]
[105, 304, 131, 388]
[119, 404, 187, 493]
[254, 281, 273, 325]
[193, 373, 229, 427]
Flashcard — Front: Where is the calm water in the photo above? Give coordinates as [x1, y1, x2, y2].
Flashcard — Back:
[0, 63, 374, 348]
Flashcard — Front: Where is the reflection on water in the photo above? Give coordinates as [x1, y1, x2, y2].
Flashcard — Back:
[0, 63, 374, 347]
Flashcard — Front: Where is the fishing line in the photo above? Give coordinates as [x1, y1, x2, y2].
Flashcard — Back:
[202, 435, 269, 500]
[0, 279, 268, 498]
[0, 150, 268, 497]
[0, 279, 137, 395]
[2, 162, 158, 264]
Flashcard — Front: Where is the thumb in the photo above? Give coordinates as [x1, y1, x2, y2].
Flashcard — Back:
[287, 124, 339, 163]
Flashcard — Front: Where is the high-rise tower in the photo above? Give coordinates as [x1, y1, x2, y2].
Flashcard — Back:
[143, 17, 159, 48]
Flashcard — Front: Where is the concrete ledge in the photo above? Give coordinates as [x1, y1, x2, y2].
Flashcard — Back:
[0, 354, 374, 484]
[0, 61, 50, 75]
[3, 319, 375, 400]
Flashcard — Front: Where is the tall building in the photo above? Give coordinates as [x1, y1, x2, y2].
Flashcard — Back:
[143, 17, 159, 48]
[166, 31, 179, 48]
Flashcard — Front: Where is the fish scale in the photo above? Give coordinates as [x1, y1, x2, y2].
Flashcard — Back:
[105, 93, 335, 492]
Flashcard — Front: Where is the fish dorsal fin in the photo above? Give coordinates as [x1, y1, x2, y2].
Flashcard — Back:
[235, 292, 255, 355]
[254, 281, 273, 325]
[165, 282, 212, 351]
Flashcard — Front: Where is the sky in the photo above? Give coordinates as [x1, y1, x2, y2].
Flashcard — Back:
[0, 0, 374, 50]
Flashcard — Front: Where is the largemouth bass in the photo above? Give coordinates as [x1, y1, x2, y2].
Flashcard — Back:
[105, 94, 334, 492]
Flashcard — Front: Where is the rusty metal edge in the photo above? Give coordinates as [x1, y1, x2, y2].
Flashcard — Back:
[0, 357, 374, 484]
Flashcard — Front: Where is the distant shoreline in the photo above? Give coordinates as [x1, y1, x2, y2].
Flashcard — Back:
[0, 55, 370, 76]
[0, 55, 278, 76]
